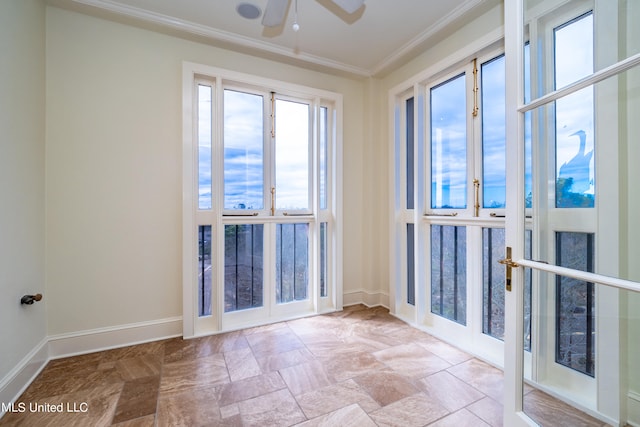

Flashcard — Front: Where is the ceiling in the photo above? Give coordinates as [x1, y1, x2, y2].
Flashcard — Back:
[48, 0, 497, 77]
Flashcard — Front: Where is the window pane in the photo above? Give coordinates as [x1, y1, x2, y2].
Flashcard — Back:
[431, 74, 467, 209]
[524, 229, 533, 351]
[198, 85, 212, 210]
[276, 223, 309, 303]
[276, 100, 309, 210]
[431, 225, 466, 324]
[406, 97, 415, 209]
[407, 223, 415, 306]
[198, 225, 212, 316]
[554, 14, 595, 208]
[224, 90, 264, 210]
[320, 222, 328, 297]
[524, 43, 533, 208]
[224, 224, 264, 312]
[482, 56, 506, 208]
[319, 107, 328, 210]
[556, 232, 595, 377]
[483, 228, 505, 339]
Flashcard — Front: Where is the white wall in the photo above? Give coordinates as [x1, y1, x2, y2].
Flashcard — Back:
[0, 0, 48, 399]
[45, 6, 368, 335]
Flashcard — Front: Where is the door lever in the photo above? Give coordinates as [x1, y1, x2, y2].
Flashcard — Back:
[498, 247, 519, 292]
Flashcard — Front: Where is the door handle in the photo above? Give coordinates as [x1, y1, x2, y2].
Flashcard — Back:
[498, 247, 520, 292]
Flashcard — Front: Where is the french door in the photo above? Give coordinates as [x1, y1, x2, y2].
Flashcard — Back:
[183, 64, 342, 337]
[504, 0, 640, 425]
[393, 48, 511, 366]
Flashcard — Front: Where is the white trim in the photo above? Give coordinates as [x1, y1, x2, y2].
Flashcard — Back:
[388, 26, 504, 96]
[47, 317, 182, 359]
[0, 338, 48, 415]
[60, 0, 492, 78]
[343, 289, 389, 308]
[628, 391, 640, 427]
[371, 0, 487, 76]
[61, 0, 370, 77]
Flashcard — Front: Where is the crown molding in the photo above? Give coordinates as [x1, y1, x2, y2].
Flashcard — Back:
[51, 0, 373, 78]
[371, 0, 488, 76]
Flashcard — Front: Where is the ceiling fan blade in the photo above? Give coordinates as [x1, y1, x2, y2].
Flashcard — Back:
[262, 0, 289, 27]
[332, 0, 364, 14]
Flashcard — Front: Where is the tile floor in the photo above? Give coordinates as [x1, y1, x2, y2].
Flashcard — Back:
[0, 305, 607, 426]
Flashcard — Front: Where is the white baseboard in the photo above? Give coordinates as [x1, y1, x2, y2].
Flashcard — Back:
[48, 316, 183, 359]
[0, 338, 48, 417]
[628, 390, 640, 427]
[343, 289, 389, 308]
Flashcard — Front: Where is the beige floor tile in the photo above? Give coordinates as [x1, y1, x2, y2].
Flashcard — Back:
[111, 414, 156, 426]
[416, 337, 473, 365]
[224, 347, 261, 381]
[279, 360, 333, 395]
[373, 343, 451, 379]
[111, 375, 160, 424]
[368, 393, 450, 427]
[295, 379, 381, 419]
[294, 403, 377, 427]
[352, 370, 419, 406]
[216, 371, 286, 406]
[256, 348, 316, 372]
[245, 326, 306, 357]
[418, 370, 485, 412]
[238, 388, 306, 427]
[156, 385, 224, 427]
[320, 351, 387, 382]
[2, 306, 604, 427]
[467, 396, 504, 427]
[447, 358, 504, 402]
[159, 353, 229, 396]
[427, 408, 490, 427]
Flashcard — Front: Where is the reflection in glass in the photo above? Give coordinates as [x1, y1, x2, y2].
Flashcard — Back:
[406, 97, 415, 209]
[483, 228, 505, 339]
[524, 43, 533, 208]
[482, 56, 506, 208]
[431, 225, 466, 324]
[198, 85, 212, 210]
[431, 74, 467, 209]
[525, 1, 639, 96]
[554, 14, 595, 207]
[556, 232, 595, 376]
[319, 107, 328, 210]
[320, 222, 328, 298]
[224, 224, 264, 312]
[224, 90, 264, 210]
[276, 223, 309, 303]
[276, 100, 309, 210]
[198, 225, 212, 316]
[407, 223, 415, 306]
[524, 229, 533, 351]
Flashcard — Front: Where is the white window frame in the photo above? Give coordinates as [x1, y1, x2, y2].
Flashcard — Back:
[389, 32, 511, 367]
[182, 62, 343, 338]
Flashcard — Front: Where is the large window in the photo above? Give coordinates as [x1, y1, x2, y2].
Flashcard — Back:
[184, 64, 342, 336]
[393, 51, 510, 364]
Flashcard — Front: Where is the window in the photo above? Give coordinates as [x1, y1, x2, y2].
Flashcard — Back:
[183, 64, 342, 336]
[393, 51, 510, 364]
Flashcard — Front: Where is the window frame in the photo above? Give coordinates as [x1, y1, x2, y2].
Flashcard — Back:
[182, 62, 343, 337]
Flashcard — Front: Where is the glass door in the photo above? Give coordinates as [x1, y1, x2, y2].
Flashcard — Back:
[504, 0, 640, 425]
[221, 89, 313, 329]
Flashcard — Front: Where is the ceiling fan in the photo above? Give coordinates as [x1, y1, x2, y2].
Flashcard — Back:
[261, 0, 365, 27]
